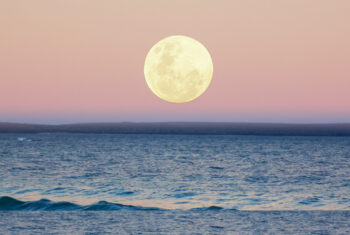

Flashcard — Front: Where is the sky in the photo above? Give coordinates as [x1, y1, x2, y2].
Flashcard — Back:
[1, 0, 349, 124]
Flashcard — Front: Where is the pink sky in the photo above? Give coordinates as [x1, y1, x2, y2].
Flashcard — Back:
[1, 0, 349, 123]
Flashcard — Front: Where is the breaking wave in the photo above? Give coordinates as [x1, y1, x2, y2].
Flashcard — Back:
[0, 196, 230, 211]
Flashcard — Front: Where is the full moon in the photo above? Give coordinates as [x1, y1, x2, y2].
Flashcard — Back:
[144, 35, 213, 103]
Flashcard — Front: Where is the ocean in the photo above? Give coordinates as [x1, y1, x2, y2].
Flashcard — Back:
[1, 133, 350, 234]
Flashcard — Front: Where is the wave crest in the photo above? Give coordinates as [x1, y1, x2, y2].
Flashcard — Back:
[0, 196, 233, 211]
[0, 196, 161, 211]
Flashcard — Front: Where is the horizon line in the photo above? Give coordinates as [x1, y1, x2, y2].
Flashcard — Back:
[2, 121, 350, 126]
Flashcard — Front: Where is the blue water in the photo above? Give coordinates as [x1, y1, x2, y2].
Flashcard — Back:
[1, 133, 350, 233]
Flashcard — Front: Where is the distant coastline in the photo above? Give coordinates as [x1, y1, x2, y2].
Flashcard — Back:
[1, 122, 350, 136]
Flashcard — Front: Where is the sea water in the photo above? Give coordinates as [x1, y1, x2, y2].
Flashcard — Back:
[1, 133, 350, 234]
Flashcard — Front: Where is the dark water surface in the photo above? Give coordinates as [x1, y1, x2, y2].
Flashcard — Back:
[1, 133, 350, 233]
[1, 210, 350, 234]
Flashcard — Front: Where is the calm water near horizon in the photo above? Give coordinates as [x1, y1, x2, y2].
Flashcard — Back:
[1, 133, 350, 234]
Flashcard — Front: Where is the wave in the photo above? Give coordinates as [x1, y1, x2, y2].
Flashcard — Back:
[0, 196, 230, 211]
[0, 196, 162, 211]
[190, 206, 224, 211]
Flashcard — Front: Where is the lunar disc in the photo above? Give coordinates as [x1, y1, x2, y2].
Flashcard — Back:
[144, 35, 213, 103]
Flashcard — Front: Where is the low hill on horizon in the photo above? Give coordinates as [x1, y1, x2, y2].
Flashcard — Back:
[1, 122, 350, 136]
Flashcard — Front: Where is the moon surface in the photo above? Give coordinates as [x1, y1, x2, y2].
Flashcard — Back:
[144, 35, 213, 103]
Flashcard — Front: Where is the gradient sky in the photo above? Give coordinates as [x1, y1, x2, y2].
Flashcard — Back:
[1, 0, 349, 124]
